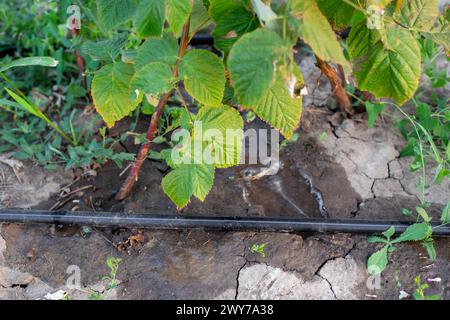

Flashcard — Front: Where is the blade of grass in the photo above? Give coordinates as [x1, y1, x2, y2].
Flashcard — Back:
[4, 88, 75, 145]
[0, 57, 58, 73]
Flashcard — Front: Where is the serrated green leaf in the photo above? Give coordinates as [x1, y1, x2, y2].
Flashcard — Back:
[208, 0, 243, 21]
[80, 34, 127, 61]
[353, 27, 421, 105]
[179, 49, 226, 107]
[121, 49, 138, 64]
[291, 0, 347, 66]
[368, 245, 389, 275]
[382, 226, 395, 239]
[135, 33, 179, 69]
[228, 28, 284, 107]
[427, 16, 450, 52]
[367, 236, 388, 244]
[365, 101, 385, 128]
[190, 0, 212, 34]
[0, 57, 58, 72]
[396, 0, 438, 31]
[162, 159, 215, 208]
[251, 74, 302, 139]
[131, 62, 174, 95]
[317, 0, 357, 28]
[195, 105, 244, 167]
[422, 240, 437, 261]
[251, 0, 277, 28]
[416, 206, 432, 223]
[166, 0, 194, 36]
[348, 19, 381, 60]
[391, 223, 432, 244]
[97, 0, 137, 29]
[134, 0, 165, 37]
[211, 5, 258, 54]
[91, 62, 137, 128]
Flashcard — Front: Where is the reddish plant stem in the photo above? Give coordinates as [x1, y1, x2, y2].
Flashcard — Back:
[315, 56, 352, 115]
[70, 28, 87, 90]
[115, 91, 173, 200]
[115, 20, 191, 201]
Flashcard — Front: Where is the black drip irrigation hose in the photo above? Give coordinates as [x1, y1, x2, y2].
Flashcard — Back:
[0, 209, 449, 236]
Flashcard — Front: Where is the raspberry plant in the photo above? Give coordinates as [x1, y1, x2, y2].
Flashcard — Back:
[81, 0, 448, 208]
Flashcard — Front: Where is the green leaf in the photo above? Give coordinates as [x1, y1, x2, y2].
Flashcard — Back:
[0, 57, 58, 72]
[211, 5, 258, 54]
[4, 88, 73, 144]
[291, 0, 347, 66]
[131, 62, 174, 95]
[382, 226, 395, 240]
[428, 16, 450, 52]
[162, 160, 215, 209]
[228, 28, 284, 107]
[135, 33, 179, 69]
[91, 62, 137, 128]
[367, 236, 388, 244]
[422, 240, 437, 261]
[416, 206, 432, 223]
[97, 0, 137, 29]
[251, 0, 277, 28]
[195, 105, 244, 167]
[4, 88, 43, 119]
[367, 245, 389, 275]
[190, 0, 212, 34]
[80, 34, 127, 61]
[391, 223, 433, 244]
[348, 19, 381, 60]
[353, 27, 422, 105]
[166, 0, 194, 36]
[121, 49, 138, 64]
[134, 0, 165, 37]
[208, 0, 242, 21]
[365, 101, 385, 128]
[396, 0, 439, 31]
[317, 0, 357, 28]
[441, 202, 450, 224]
[179, 49, 226, 107]
[251, 74, 302, 139]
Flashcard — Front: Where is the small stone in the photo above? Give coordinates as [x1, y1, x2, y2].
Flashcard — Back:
[237, 264, 335, 300]
[372, 179, 408, 198]
[388, 160, 403, 179]
[318, 255, 367, 300]
[0, 287, 25, 300]
[0, 266, 34, 288]
[24, 278, 54, 300]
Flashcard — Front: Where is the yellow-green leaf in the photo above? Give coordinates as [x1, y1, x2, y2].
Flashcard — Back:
[353, 27, 421, 105]
[166, 0, 194, 36]
[228, 28, 284, 107]
[91, 62, 137, 128]
[179, 49, 226, 107]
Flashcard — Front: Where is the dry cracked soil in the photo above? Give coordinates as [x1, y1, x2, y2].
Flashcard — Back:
[0, 55, 449, 300]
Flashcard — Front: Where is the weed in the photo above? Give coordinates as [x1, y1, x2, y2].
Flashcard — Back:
[250, 243, 267, 258]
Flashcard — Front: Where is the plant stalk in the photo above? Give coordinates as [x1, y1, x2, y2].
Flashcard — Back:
[315, 56, 353, 115]
[70, 28, 87, 90]
[115, 20, 191, 201]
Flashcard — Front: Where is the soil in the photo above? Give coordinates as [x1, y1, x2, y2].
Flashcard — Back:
[0, 55, 449, 300]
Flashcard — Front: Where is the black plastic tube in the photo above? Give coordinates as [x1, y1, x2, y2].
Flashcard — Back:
[0, 209, 449, 235]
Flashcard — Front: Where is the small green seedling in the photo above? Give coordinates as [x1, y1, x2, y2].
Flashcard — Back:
[250, 243, 266, 258]
[86, 256, 123, 300]
[103, 257, 122, 290]
[412, 275, 442, 300]
[367, 221, 433, 275]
